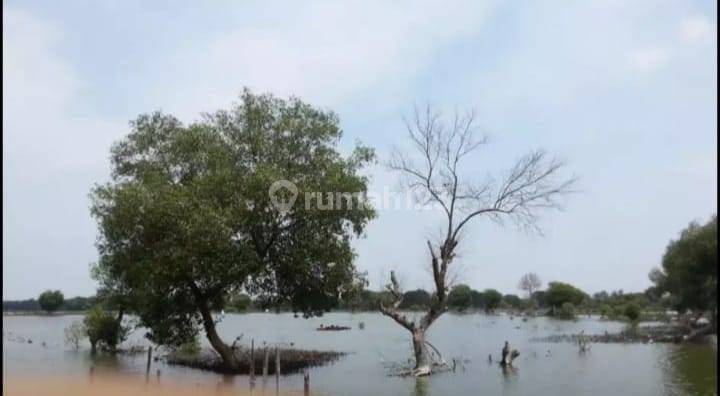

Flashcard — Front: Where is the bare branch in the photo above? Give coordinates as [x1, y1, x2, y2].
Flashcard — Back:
[379, 270, 415, 331]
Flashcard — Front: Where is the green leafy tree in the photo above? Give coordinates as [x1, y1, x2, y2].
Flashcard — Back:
[557, 302, 575, 319]
[650, 216, 717, 314]
[502, 294, 522, 309]
[470, 290, 485, 309]
[624, 303, 641, 322]
[91, 90, 375, 370]
[483, 289, 503, 312]
[599, 304, 612, 318]
[227, 294, 253, 312]
[399, 289, 431, 310]
[84, 306, 128, 354]
[447, 284, 473, 312]
[38, 290, 64, 313]
[545, 282, 586, 314]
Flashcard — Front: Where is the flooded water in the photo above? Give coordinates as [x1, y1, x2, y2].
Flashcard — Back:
[3, 313, 717, 395]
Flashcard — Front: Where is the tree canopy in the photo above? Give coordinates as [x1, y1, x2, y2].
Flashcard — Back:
[545, 282, 586, 310]
[447, 284, 473, 312]
[650, 215, 717, 312]
[90, 90, 375, 369]
[38, 290, 64, 313]
[482, 289, 503, 312]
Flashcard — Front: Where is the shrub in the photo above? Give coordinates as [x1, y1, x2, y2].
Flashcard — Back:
[624, 303, 641, 322]
[557, 302, 575, 319]
[64, 320, 86, 350]
[599, 304, 612, 318]
[175, 335, 202, 357]
[84, 306, 128, 353]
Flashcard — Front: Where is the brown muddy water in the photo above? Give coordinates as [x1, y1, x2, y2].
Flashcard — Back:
[3, 313, 717, 395]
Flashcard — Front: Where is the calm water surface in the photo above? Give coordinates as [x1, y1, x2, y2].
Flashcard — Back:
[3, 313, 716, 395]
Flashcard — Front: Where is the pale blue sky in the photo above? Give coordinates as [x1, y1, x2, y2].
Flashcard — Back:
[3, 1, 717, 299]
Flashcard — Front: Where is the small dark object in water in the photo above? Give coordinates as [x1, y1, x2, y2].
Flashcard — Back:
[358, 321, 365, 330]
[316, 325, 351, 331]
[27, 339, 33, 344]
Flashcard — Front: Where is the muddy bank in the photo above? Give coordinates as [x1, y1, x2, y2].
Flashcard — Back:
[166, 347, 346, 375]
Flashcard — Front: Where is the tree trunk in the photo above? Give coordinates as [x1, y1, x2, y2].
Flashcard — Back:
[412, 329, 429, 373]
[197, 298, 237, 371]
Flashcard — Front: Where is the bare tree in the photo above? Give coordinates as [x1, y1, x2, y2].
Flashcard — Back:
[518, 272, 543, 298]
[380, 105, 576, 375]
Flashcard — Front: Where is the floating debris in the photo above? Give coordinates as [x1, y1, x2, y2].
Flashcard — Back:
[316, 324, 351, 331]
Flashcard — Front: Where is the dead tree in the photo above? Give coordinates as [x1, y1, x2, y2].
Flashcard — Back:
[380, 105, 576, 375]
[518, 273, 542, 298]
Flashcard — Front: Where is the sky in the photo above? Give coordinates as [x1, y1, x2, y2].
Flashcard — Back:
[3, 0, 717, 300]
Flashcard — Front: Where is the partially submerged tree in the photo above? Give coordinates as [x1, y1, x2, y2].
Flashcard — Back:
[380, 106, 576, 374]
[38, 290, 64, 314]
[91, 90, 374, 370]
[482, 289, 503, 313]
[545, 281, 587, 316]
[84, 306, 129, 354]
[447, 284, 473, 312]
[64, 321, 86, 351]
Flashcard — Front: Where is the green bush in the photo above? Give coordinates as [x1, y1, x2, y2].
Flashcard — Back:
[175, 335, 201, 356]
[624, 303, 641, 321]
[84, 306, 128, 353]
[557, 302, 575, 319]
[599, 304, 612, 318]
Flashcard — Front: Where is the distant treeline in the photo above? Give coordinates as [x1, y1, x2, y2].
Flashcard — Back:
[3, 296, 96, 312]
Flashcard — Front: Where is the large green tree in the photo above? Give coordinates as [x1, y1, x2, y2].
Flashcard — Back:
[545, 282, 586, 314]
[650, 216, 717, 314]
[91, 90, 375, 370]
[38, 290, 64, 313]
[447, 284, 473, 312]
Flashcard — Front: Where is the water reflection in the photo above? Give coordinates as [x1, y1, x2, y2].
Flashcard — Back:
[661, 344, 717, 396]
[412, 377, 429, 396]
[4, 313, 716, 396]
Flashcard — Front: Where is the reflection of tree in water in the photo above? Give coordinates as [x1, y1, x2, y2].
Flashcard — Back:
[661, 344, 717, 395]
[412, 377, 429, 396]
[501, 363, 519, 381]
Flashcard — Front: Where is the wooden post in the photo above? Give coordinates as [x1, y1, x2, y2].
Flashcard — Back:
[250, 339, 255, 385]
[275, 347, 281, 381]
[263, 347, 269, 381]
[304, 371, 310, 395]
[146, 346, 153, 376]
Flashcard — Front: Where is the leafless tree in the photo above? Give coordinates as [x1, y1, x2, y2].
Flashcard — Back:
[518, 272, 543, 298]
[380, 105, 576, 375]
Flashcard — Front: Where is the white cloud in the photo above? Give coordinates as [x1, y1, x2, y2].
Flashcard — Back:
[679, 16, 714, 43]
[629, 48, 671, 72]
[144, 1, 498, 119]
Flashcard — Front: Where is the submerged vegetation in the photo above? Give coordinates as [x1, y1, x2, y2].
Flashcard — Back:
[166, 345, 345, 375]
